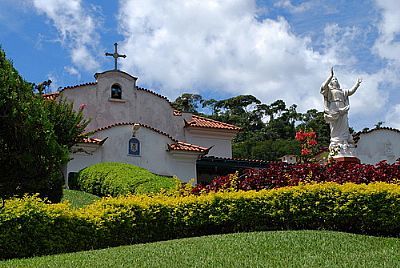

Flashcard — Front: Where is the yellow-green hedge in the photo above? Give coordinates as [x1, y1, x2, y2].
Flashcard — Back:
[2, 182, 400, 259]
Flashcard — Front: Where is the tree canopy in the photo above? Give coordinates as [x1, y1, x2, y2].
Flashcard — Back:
[173, 93, 330, 161]
[0, 48, 88, 202]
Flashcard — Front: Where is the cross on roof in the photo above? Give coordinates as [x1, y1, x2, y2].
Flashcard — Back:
[105, 43, 126, 70]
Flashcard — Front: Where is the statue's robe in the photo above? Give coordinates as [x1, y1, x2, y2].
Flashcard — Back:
[321, 86, 354, 147]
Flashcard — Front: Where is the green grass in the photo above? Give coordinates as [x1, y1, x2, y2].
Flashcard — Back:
[2, 230, 400, 267]
[61, 189, 100, 208]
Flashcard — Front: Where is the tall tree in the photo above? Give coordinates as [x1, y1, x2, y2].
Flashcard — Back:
[297, 109, 330, 148]
[0, 48, 88, 202]
[172, 93, 204, 113]
[0, 48, 68, 202]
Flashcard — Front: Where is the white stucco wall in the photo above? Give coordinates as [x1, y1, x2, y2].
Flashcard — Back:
[356, 129, 400, 164]
[66, 125, 200, 182]
[60, 70, 239, 183]
[185, 128, 235, 158]
[60, 70, 185, 139]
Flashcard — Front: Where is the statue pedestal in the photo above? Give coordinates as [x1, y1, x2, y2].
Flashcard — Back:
[331, 156, 360, 163]
[329, 144, 360, 164]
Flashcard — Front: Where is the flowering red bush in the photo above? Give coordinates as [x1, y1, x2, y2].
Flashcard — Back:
[295, 130, 318, 160]
[192, 160, 400, 194]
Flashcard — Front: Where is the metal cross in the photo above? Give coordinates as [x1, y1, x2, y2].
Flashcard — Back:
[105, 43, 126, 70]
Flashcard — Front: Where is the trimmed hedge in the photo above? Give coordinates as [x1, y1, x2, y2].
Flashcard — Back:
[75, 162, 180, 196]
[2, 182, 400, 259]
[193, 160, 400, 193]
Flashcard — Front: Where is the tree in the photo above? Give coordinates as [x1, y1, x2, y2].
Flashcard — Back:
[44, 98, 90, 150]
[297, 109, 330, 148]
[172, 93, 204, 113]
[0, 48, 83, 202]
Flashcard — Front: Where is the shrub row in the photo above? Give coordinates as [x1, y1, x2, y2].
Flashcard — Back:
[75, 162, 180, 196]
[2, 182, 400, 259]
[193, 160, 400, 193]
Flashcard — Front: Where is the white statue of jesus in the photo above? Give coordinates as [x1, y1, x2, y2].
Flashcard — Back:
[321, 67, 362, 156]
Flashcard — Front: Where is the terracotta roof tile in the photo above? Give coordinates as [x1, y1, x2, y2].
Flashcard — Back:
[185, 115, 241, 131]
[173, 110, 182, 116]
[136, 87, 173, 104]
[90, 122, 209, 154]
[62, 82, 97, 91]
[80, 137, 107, 145]
[90, 122, 178, 142]
[42, 92, 60, 100]
[200, 155, 267, 163]
[168, 142, 209, 153]
[353, 127, 400, 144]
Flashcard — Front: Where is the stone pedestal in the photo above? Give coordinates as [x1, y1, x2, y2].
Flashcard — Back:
[332, 156, 360, 163]
[329, 144, 361, 164]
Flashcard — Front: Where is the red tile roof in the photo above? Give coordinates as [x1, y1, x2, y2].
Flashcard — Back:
[91, 122, 177, 141]
[353, 127, 400, 144]
[42, 92, 60, 100]
[136, 87, 172, 104]
[168, 142, 209, 153]
[80, 137, 108, 145]
[173, 110, 182, 116]
[62, 82, 97, 91]
[185, 115, 241, 131]
[200, 155, 267, 163]
[90, 122, 209, 154]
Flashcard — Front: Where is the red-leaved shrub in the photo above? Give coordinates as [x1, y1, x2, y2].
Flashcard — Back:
[192, 160, 400, 194]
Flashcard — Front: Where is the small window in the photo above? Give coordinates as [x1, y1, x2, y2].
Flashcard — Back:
[111, 84, 122, 99]
[128, 138, 140, 156]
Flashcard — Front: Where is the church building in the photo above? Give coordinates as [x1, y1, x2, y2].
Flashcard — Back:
[43, 44, 240, 183]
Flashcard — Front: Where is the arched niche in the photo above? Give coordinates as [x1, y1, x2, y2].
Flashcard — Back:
[111, 83, 122, 99]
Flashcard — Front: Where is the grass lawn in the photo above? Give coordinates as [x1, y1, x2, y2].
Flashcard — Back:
[2, 230, 400, 267]
[61, 189, 100, 208]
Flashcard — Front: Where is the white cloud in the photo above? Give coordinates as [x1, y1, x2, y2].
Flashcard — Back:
[371, 0, 400, 128]
[116, 0, 395, 130]
[64, 66, 81, 79]
[29, 0, 101, 72]
[274, 0, 313, 13]
[373, 0, 400, 65]
[385, 104, 400, 128]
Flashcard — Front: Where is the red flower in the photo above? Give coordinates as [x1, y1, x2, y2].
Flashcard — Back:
[308, 139, 318, 146]
[79, 103, 87, 110]
[301, 148, 311, 155]
[295, 131, 305, 141]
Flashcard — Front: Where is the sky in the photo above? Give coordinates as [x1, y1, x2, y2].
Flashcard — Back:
[0, 0, 399, 131]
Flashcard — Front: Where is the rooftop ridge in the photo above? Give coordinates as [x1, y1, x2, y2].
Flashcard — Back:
[353, 126, 400, 144]
[91, 122, 179, 142]
[90, 122, 209, 153]
[186, 115, 241, 131]
[61, 82, 97, 91]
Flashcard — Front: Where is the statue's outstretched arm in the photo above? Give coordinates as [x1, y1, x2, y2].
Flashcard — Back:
[348, 78, 362, 96]
[321, 67, 334, 93]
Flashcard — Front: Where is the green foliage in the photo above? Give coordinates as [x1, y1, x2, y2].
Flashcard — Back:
[0, 48, 68, 202]
[76, 162, 180, 196]
[44, 98, 90, 149]
[233, 139, 300, 161]
[62, 189, 100, 208]
[172, 93, 204, 113]
[2, 182, 400, 259]
[3, 231, 400, 268]
[173, 93, 330, 160]
[297, 109, 330, 148]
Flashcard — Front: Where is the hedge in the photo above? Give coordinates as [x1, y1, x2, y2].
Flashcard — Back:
[193, 160, 400, 193]
[75, 162, 180, 196]
[2, 182, 400, 259]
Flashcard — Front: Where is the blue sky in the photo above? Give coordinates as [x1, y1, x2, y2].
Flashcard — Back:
[1, 0, 399, 131]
